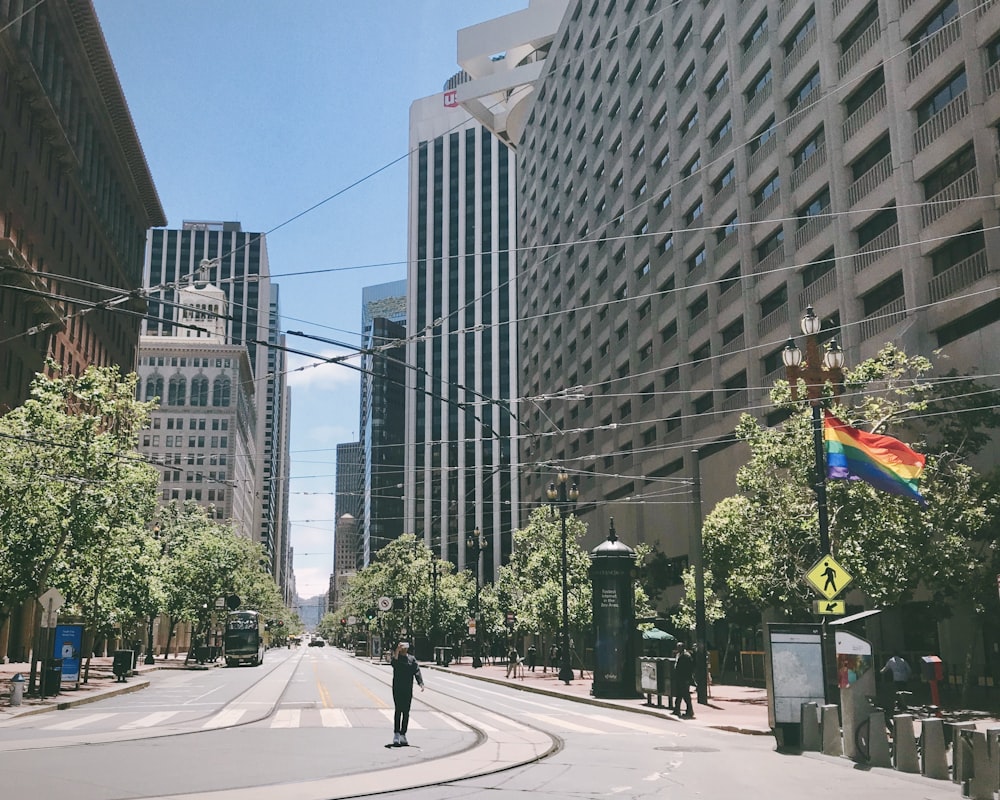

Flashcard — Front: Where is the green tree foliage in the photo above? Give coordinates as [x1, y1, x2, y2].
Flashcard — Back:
[702, 345, 999, 623]
[0, 365, 160, 634]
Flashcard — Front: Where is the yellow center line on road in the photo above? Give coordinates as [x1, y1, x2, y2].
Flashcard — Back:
[357, 680, 388, 708]
[312, 659, 333, 708]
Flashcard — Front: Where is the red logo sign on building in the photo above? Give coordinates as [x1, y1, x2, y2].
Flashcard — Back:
[443, 90, 458, 108]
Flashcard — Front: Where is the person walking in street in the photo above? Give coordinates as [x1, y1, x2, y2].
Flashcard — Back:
[390, 642, 424, 745]
[672, 642, 695, 718]
[526, 644, 537, 672]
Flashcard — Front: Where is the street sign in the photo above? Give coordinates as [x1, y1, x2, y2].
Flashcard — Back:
[377, 596, 392, 612]
[805, 554, 853, 601]
[812, 600, 846, 615]
[38, 588, 65, 628]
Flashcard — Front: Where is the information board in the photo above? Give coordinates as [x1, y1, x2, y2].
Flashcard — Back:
[767, 624, 826, 724]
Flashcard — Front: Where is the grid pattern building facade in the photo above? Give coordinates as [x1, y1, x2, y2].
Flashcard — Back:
[142, 221, 289, 577]
[335, 442, 363, 568]
[359, 280, 407, 566]
[404, 89, 521, 581]
[515, 0, 1000, 581]
[0, 0, 164, 413]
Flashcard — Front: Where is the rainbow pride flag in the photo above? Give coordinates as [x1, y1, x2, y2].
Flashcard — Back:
[823, 411, 927, 506]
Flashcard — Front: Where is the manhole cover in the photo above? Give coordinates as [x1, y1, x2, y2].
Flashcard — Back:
[655, 745, 721, 753]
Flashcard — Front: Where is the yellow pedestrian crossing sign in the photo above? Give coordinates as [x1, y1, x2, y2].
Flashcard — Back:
[805, 554, 853, 600]
[812, 600, 846, 615]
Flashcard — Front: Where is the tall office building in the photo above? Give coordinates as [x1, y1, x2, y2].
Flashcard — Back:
[335, 441, 363, 567]
[404, 84, 521, 582]
[0, 0, 165, 413]
[359, 280, 407, 565]
[142, 221, 290, 584]
[512, 0, 1000, 599]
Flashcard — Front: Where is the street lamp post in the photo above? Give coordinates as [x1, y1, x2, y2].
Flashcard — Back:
[547, 469, 579, 685]
[781, 305, 847, 556]
[466, 527, 488, 669]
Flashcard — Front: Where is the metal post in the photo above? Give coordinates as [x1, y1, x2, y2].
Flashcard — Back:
[691, 449, 708, 704]
[811, 402, 831, 555]
[559, 506, 573, 684]
[144, 613, 156, 665]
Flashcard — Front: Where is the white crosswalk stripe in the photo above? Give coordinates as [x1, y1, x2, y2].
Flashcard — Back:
[320, 708, 350, 727]
[119, 711, 182, 730]
[576, 712, 675, 735]
[43, 713, 115, 731]
[431, 711, 469, 731]
[523, 712, 606, 734]
[201, 709, 246, 729]
[379, 708, 423, 729]
[450, 711, 500, 732]
[271, 709, 300, 728]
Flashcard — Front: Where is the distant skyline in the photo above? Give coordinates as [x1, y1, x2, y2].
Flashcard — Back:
[93, 1, 528, 597]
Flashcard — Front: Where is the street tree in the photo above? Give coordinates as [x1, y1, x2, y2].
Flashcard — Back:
[701, 345, 999, 650]
[0, 364, 160, 641]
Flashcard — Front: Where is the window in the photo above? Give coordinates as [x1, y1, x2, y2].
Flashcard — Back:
[721, 317, 745, 345]
[687, 246, 707, 273]
[797, 187, 831, 222]
[756, 228, 785, 262]
[748, 116, 776, 155]
[212, 377, 231, 407]
[850, 134, 891, 180]
[674, 18, 691, 50]
[916, 70, 966, 126]
[705, 21, 725, 53]
[746, 67, 773, 102]
[922, 144, 975, 197]
[909, 0, 958, 55]
[660, 235, 674, 256]
[659, 191, 672, 211]
[677, 63, 696, 94]
[840, 2, 879, 54]
[691, 341, 711, 364]
[715, 213, 739, 241]
[190, 376, 209, 407]
[793, 128, 825, 168]
[167, 376, 186, 406]
[784, 9, 817, 55]
[801, 249, 835, 287]
[844, 69, 885, 117]
[930, 225, 984, 275]
[688, 292, 708, 320]
[788, 68, 820, 112]
[753, 173, 780, 206]
[694, 392, 714, 414]
[710, 115, 733, 147]
[760, 283, 788, 317]
[661, 319, 678, 343]
[861, 272, 904, 316]
[712, 163, 736, 194]
[680, 109, 699, 136]
[742, 14, 768, 54]
[856, 207, 897, 247]
[682, 154, 701, 179]
[684, 199, 704, 225]
[145, 375, 163, 401]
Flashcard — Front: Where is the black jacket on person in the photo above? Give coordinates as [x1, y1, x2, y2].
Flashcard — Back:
[391, 653, 423, 695]
[674, 649, 695, 687]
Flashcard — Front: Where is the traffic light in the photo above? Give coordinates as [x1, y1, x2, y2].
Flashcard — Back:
[366, 608, 377, 621]
[340, 618, 347, 626]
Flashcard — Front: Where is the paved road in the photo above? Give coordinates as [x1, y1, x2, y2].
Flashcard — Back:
[0, 647, 968, 799]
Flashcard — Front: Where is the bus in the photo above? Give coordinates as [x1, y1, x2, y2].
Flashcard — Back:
[224, 610, 266, 667]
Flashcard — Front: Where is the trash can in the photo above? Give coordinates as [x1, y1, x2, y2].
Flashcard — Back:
[9, 673, 25, 706]
[44, 659, 63, 695]
[112, 650, 133, 681]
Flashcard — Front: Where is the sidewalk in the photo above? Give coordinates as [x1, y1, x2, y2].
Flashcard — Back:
[428, 658, 773, 736]
[0, 653, 206, 720]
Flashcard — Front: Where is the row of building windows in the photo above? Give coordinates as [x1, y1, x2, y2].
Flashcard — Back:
[149, 416, 229, 431]
[144, 375, 232, 407]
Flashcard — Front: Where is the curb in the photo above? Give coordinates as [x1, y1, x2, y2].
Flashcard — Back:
[425, 664, 773, 737]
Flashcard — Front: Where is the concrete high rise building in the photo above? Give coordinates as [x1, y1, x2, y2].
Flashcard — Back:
[510, 0, 1000, 605]
[359, 280, 407, 565]
[0, 0, 165, 413]
[335, 441, 363, 568]
[142, 221, 290, 585]
[404, 84, 521, 582]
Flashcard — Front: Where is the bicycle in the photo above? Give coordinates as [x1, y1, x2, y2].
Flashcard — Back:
[855, 691, 941, 763]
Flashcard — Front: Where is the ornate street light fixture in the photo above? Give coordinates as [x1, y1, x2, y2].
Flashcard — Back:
[781, 306, 846, 555]
[547, 469, 580, 685]
[466, 527, 489, 669]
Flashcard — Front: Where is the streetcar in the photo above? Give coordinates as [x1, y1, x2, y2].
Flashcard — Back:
[224, 610, 266, 667]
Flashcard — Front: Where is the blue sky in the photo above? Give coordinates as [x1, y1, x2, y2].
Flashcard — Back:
[93, 1, 527, 599]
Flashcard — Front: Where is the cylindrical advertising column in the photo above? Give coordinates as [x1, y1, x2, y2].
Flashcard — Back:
[589, 521, 638, 698]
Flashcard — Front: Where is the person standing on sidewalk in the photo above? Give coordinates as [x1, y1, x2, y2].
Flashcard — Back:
[391, 642, 424, 745]
[672, 643, 695, 718]
[526, 644, 537, 672]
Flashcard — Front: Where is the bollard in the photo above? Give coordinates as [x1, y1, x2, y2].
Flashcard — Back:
[920, 717, 948, 779]
[944, 721, 976, 785]
[866, 711, 891, 768]
[820, 704, 842, 757]
[800, 702, 821, 751]
[9, 673, 25, 706]
[893, 714, 919, 773]
[968, 729, 1000, 800]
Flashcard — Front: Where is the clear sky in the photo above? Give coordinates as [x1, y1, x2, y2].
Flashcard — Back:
[92, 1, 528, 601]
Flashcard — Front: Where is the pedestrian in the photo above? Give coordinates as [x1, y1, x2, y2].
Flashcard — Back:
[506, 644, 520, 678]
[526, 644, 537, 672]
[672, 642, 695, 718]
[881, 651, 912, 709]
[549, 643, 560, 669]
[390, 642, 424, 746]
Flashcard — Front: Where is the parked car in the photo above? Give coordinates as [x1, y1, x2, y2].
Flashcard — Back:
[308, 637, 326, 647]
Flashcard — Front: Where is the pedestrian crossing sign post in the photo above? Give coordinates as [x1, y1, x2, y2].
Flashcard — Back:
[804, 553, 853, 601]
[812, 600, 846, 615]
